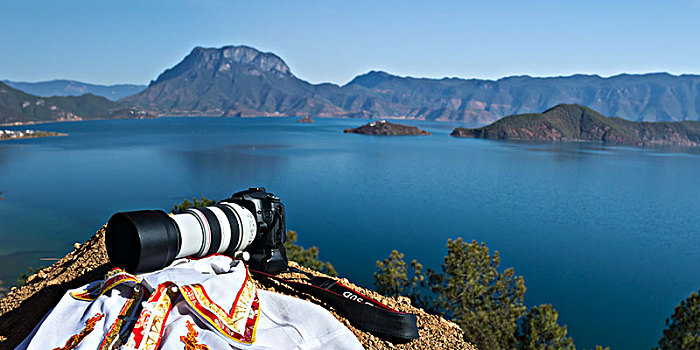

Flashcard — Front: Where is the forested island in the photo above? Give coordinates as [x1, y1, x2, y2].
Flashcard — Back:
[344, 120, 431, 136]
[296, 116, 314, 123]
[451, 104, 700, 147]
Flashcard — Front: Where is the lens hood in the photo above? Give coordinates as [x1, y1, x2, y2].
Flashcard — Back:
[106, 210, 181, 273]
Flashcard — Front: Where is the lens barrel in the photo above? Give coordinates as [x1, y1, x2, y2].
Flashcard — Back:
[106, 202, 258, 273]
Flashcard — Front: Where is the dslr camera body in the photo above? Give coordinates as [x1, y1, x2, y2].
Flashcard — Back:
[106, 187, 287, 274]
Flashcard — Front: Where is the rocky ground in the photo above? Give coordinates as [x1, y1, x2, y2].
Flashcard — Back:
[0, 227, 475, 349]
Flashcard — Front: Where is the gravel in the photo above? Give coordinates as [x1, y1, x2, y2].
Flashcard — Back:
[0, 228, 476, 349]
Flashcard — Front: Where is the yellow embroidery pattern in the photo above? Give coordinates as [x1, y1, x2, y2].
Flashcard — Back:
[180, 282, 259, 343]
[70, 269, 138, 301]
[98, 286, 145, 350]
[180, 320, 210, 350]
[53, 313, 104, 350]
[124, 283, 177, 350]
[229, 272, 257, 332]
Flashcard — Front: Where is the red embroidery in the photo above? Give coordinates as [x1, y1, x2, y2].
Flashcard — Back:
[125, 282, 176, 350]
[70, 269, 138, 301]
[180, 282, 259, 344]
[53, 313, 104, 350]
[98, 286, 145, 349]
[180, 320, 210, 350]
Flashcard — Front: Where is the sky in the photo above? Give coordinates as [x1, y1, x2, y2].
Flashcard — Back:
[0, 0, 699, 86]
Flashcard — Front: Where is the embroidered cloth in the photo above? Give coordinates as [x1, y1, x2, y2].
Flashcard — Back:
[16, 255, 364, 350]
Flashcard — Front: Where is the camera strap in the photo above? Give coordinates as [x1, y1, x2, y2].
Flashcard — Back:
[250, 268, 419, 342]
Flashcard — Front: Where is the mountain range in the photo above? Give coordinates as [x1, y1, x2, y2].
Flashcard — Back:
[121, 45, 700, 124]
[3, 80, 145, 101]
[0, 81, 151, 124]
[6, 45, 700, 125]
[451, 104, 700, 147]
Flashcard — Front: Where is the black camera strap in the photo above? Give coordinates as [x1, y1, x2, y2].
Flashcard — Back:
[250, 268, 419, 341]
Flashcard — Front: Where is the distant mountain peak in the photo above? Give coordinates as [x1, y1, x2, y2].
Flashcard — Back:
[3, 79, 146, 101]
[150, 45, 292, 87]
[192, 45, 289, 71]
[345, 70, 396, 88]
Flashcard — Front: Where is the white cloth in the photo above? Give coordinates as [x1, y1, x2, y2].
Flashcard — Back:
[16, 255, 363, 350]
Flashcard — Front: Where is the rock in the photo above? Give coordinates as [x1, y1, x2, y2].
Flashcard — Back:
[296, 116, 314, 123]
[344, 120, 431, 136]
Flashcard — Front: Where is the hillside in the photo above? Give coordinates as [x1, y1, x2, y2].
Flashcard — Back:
[123, 45, 700, 124]
[0, 82, 152, 124]
[0, 228, 474, 349]
[451, 104, 700, 147]
[3, 80, 146, 101]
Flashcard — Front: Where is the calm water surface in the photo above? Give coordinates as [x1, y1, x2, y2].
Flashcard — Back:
[1, 117, 699, 350]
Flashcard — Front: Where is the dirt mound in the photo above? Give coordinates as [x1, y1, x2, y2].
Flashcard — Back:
[0, 228, 475, 349]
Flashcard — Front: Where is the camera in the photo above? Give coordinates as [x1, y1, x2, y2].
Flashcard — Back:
[105, 187, 287, 274]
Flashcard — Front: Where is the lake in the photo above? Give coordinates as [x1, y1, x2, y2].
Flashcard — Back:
[1, 117, 699, 349]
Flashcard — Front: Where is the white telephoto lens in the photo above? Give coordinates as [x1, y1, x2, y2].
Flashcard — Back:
[221, 202, 257, 251]
[208, 206, 232, 254]
[171, 212, 204, 258]
[184, 209, 212, 257]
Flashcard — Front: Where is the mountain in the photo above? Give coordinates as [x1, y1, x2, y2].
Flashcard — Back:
[451, 104, 700, 147]
[0, 81, 151, 124]
[122, 46, 347, 117]
[341, 71, 700, 123]
[3, 80, 146, 101]
[123, 45, 700, 124]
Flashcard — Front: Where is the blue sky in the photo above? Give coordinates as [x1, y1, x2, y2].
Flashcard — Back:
[0, 0, 698, 85]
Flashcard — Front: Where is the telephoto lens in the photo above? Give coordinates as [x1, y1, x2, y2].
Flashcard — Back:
[105, 187, 287, 274]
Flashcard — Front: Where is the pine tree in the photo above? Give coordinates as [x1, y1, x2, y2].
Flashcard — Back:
[517, 304, 575, 350]
[284, 230, 337, 276]
[427, 238, 527, 350]
[374, 250, 409, 297]
[171, 196, 217, 213]
[654, 289, 700, 350]
[376, 239, 528, 350]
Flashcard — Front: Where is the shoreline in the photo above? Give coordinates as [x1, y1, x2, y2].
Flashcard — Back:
[0, 131, 68, 141]
[0, 114, 452, 128]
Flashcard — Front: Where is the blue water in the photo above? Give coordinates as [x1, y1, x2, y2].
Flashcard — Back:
[1, 117, 699, 349]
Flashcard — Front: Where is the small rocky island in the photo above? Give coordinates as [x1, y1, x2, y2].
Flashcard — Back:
[296, 116, 314, 123]
[0, 129, 65, 141]
[451, 104, 700, 147]
[344, 120, 431, 136]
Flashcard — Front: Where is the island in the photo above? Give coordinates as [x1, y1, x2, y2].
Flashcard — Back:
[451, 104, 700, 147]
[344, 120, 431, 136]
[0, 129, 66, 141]
[296, 116, 314, 123]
